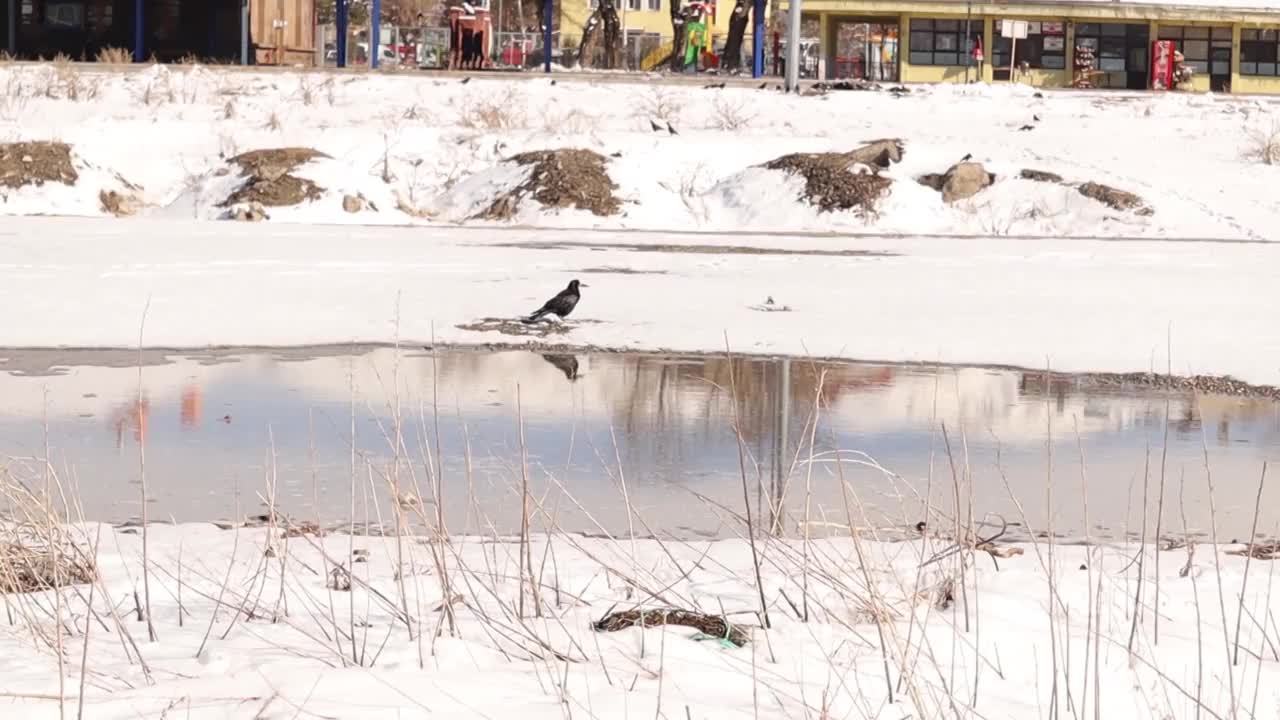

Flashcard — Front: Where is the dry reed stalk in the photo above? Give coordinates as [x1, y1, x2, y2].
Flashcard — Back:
[722, 337, 771, 631]
[135, 298, 157, 642]
[1233, 463, 1267, 667]
[1199, 416, 1239, 720]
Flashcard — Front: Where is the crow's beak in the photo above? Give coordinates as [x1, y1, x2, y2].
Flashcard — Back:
[579, 283, 590, 288]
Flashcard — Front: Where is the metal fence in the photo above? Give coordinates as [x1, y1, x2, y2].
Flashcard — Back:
[317, 25, 567, 70]
[314, 24, 789, 75]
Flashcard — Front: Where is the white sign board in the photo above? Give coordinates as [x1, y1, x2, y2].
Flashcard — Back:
[1001, 20, 1029, 39]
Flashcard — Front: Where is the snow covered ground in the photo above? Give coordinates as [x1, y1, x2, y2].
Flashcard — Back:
[2, 216, 1278, 384]
[1, 64, 1279, 238]
[1, 523, 1277, 719]
[2, 65, 1280, 720]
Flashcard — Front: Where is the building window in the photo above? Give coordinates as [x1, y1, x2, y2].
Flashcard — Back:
[909, 19, 978, 67]
[647, 0, 661, 10]
[45, 1, 86, 28]
[627, 0, 641, 11]
[1160, 25, 1231, 76]
[1242, 29, 1280, 76]
[1075, 23, 1148, 73]
[992, 19, 1067, 70]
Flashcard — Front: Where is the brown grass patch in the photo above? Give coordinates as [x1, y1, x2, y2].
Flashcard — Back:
[223, 147, 328, 207]
[477, 149, 621, 220]
[0, 142, 78, 189]
[1, 530, 95, 594]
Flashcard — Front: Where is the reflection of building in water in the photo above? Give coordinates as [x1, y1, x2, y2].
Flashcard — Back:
[181, 383, 203, 429]
[111, 397, 150, 449]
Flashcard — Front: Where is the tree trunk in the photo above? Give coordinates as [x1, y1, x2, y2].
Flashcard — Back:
[669, 0, 686, 72]
[721, 0, 749, 73]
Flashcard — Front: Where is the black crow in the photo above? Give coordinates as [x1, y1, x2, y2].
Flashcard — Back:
[610, 151, 623, 158]
[541, 353, 580, 381]
[1018, 124, 1035, 131]
[666, 121, 679, 136]
[523, 279, 586, 323]
[960, 153, 973, 162]
[1033, 91, 1044, 98]
[758, 82, 768, 89]
[1033, 114, 1042, 122]
[551, 79, 557, 85]
[460, 77, 471, 84]
[649, 119, 664, 132]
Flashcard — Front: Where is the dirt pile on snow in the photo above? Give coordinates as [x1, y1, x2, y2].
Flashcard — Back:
[762, 153, 893, 215]
[0, 142, 78, 189]
[223, 148, 328, 208]
[1020, 169, 1063, 184]
[1078, 182, 1152, 215]
[479, 149, 621, 219]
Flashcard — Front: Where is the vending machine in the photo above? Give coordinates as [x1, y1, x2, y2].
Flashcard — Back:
[1151, 40, 1176, 90]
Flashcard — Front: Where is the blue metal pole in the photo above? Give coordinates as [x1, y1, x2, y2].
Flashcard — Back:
[751, 0, 763, 77]
[542, 0, 552, 72]
[134, 0, 145, 61]
[370, 0, 381, 68]
[335, 0, 347, 67]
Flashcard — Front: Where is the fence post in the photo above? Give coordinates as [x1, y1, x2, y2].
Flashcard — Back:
[371, 0, 382, 68]
[336, 0, 348, 67]
[751, 0, 764, 77]
[543, 0, 553, 72]
[133, 0, 145, 61]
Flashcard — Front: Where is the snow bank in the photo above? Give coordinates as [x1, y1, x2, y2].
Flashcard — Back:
[1, 523, 1275, 719]
[0, 65, 1277, 238]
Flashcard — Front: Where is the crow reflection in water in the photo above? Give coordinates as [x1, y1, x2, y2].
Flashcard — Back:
[541, 353, 580, 381]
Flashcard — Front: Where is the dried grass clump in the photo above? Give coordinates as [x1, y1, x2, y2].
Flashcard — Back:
[1244, 122, 1280, 165]
[96, 47, 133, 65]
[0, 525, 95, 594]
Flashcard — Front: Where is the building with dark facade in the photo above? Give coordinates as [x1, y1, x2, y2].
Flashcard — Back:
[2, 0, 314, 63]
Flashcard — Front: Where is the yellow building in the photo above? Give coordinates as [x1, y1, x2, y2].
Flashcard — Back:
[558, 0, 770, 67]
[788, 0, 1280, 94]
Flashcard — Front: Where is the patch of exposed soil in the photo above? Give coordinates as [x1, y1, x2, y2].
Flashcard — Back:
[1065, 371, 1280, 400]
[574, 266, 669, 275]
[456, 317, 604, 338]
[222, 147, 328, 208]
[99, 189, 143, 217]
[0, 142, 78, 189]
[478, 149, 621, 219]
[1078, 182, 1152, 215]
[595, 608, 751, 647]
[1020, 169, 1063, 184]
[762, 152, 893, 215]
[494, 241, 898, 257]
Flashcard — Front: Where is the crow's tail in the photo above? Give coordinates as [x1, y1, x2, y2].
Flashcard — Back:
[522, 309, 548, 324]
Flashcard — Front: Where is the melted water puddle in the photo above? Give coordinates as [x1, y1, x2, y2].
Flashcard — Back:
[1, 347, 1276, 541]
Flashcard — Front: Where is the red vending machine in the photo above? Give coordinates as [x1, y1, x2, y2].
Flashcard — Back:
[1151, 40, 1176, 90]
